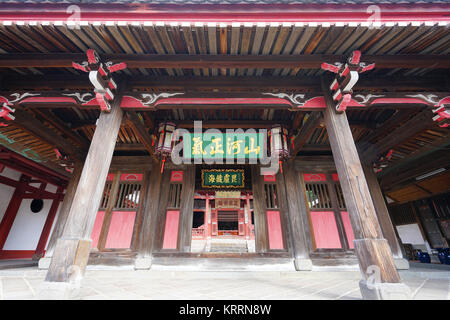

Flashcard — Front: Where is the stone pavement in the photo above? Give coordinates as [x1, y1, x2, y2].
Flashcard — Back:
[0, 265, 448, 300]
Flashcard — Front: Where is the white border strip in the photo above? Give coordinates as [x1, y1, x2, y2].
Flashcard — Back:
[0, 20, 448, 27]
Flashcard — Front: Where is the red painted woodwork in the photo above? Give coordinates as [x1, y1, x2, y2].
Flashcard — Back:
[120, 173, 143, 181]
[304, 173, 327, 182]
[0, 250, 36, 259]
[91, 211, 105, 249]
[0, 4, 448, 23]
[332, 173, 339, 181]
[0, 185, 24, 251]
[19, 97, 77, 104]
[238, 211, 245, 236]
[106, 173, 114, 181]
[267, 210, 284, 250]
[310, 211, 342, 249]
[170, 171, 183, 182]
[263, 174, 276, 182]
[162, 210, 180, 249]
[105, 211, 136, 249]
[340, 211, 355, 249]
[35, 187, 63, 257]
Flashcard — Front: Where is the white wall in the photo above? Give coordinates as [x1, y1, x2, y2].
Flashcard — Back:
[0, 166, 61, 251]
[0, 167, 21, 222]
[396, 223, 425, 245]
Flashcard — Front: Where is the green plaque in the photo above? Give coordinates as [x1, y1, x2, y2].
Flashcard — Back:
[201, 169, 245, 188]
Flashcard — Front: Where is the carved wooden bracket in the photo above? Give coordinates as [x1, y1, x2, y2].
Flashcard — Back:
[0, 103, 15, 127]
[72, 49, 127, 112]
[321, 50, 375, 113]
[432, 104, 450, 128]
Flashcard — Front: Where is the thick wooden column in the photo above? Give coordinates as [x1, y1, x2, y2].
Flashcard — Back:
[42, 97, 123, 291]
[178, 165, 196, 252]
[135, 168, 163, 269]
[282, 161, 312, 270]
[39, 161, 83, 269]
[322, 79, 410, 299]
[251, 165, 269, 253]
[362, 164, 409, 270]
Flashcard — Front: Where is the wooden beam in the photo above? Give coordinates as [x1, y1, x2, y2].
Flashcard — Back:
[281, 161, 312, 270]
[251, 165, 269, 253]
[361, 108, 435, 162]
[44, 94, 124, 286]
[175, 120, 287, 129]
[31, 109, 90, 150]
[1, 54, 449, 69]
[125, 111, 158, 163]
[177, 166, 195, 253]
[13, 108, 84, 161]
[322, 77, 405, 298]
[3, 75, 448, 92]
[362, 164, 405, 262]
[42, 161, 83, 260]
[292, 112, 322, 155]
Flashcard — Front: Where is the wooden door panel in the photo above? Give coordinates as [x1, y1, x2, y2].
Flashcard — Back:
[310, 211, 342, 249]
[267, 210, 284, 250]
[105, 211, 137, 249]
[162, 210, 180, 249]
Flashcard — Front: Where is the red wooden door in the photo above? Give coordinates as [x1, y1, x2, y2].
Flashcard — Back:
[162, 210, 180, 249]
[267, 210, 284, 250]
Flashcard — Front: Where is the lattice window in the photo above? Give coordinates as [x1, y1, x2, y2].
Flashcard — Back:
[305, 183, 332, 209]
[114, 182, 142, 210]
[334, 184, 346, 210]
[99, 182, 113, 210]
[167, 183, 182, 209]
[264, 183, 279, 209]
[389, 204, 416, 225]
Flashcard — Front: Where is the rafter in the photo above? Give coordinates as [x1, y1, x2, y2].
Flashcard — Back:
[125, 111, 158, 163]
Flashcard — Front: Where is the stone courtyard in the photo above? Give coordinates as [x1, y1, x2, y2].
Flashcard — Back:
[0, 262, 448, 300]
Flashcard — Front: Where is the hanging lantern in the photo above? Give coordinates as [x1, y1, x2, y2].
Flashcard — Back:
[155, 122, 176, 173]
[269, 124, 290, 173]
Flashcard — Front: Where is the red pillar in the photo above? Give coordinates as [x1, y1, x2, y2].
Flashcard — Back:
[0, 175, 27, 254]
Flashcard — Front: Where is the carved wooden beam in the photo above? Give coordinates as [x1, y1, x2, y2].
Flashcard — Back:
[125, 111, 158, 163]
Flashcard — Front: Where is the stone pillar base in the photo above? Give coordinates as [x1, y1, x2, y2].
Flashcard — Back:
[394, 258, 410, 270]
[359, 280, 411, 300]
[38, 257, 52, 270]
[134, 257, 152, 270]
[294, 258, 313, 271]
[36, 281, 81, 300]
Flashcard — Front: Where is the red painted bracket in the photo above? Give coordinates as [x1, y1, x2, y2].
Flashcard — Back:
[0, 103, 15, 126]
[322, 50, 375, 113]
[72, 49, 127, 113]
[432, 105, 450, 128]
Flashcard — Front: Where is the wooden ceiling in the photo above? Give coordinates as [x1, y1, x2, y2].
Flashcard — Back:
[0, 22, 449, 78]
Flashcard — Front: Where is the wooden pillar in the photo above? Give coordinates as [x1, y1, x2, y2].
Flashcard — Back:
[42, 97, 123, 288]
[362, 164, 409, 269]
[41, 161, 83, 261]
[251, 165, 269, 253]
[135, 168, 163, 269]
[322, 79, 410, 299]
[33, 186, 64, 260]
[178, 165, 195, 252]
[282, 161, 312, 270]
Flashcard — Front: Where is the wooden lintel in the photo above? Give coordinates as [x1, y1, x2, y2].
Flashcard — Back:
[1, 54, 449, 69]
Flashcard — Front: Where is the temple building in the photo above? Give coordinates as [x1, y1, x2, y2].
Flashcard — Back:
[0, 0, 448, 299]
